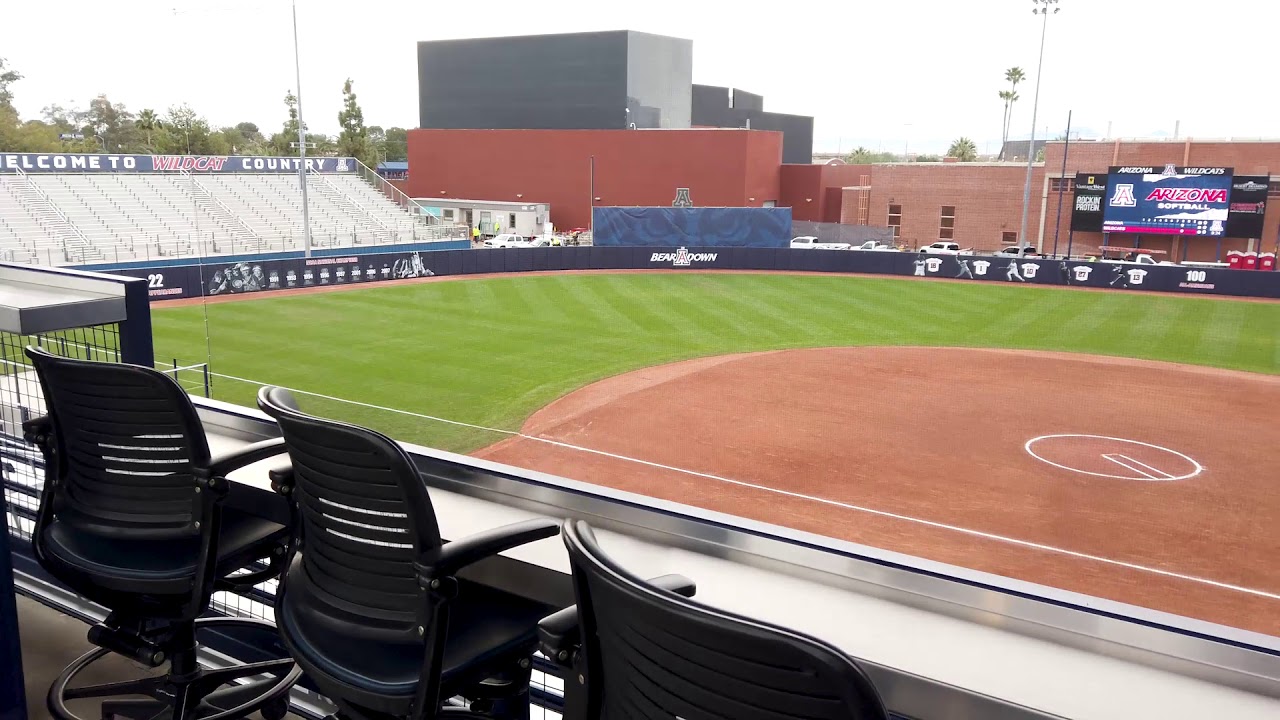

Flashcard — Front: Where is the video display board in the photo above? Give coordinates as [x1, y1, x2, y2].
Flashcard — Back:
[1103, 165, 1233, 237]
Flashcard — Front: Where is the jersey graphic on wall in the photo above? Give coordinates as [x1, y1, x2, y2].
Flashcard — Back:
[1020, 262, 1040, 279]
[973, 260, 991, 276]
[924, 257, 944, 273]
[1072, 266, 1093, 282]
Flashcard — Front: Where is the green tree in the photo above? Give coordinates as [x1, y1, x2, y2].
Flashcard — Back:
[268, 90, 302, 155]
[336, 78, 377, 168]
[383, 126, 408, 162]
[845, 146, 898, 164]
[914, 154, 942, 163]
[86, 95, 137, 152]
[136, 109, 162, 151]
[947, 137, 978, 162]
[0, 57, 20, 111]
[999, 67, 1026, 159]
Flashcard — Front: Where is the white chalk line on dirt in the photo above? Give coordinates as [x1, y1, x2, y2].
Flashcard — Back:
[1102, 454, 1163, 481]
[195, 369, 1280, 603]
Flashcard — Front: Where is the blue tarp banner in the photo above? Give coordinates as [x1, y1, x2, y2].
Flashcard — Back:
[592, 207, 793, 248]
[0, 153, 360, 174]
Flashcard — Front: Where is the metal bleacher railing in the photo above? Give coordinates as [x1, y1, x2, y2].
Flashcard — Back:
[0, 158, 468, 267]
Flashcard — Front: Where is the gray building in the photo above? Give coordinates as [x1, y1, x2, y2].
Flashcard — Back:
[417, 31, 692, 131]
[692, 85, 814, 164]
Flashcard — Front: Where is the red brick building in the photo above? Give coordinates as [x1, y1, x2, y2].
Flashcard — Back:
[405, 130, 1280, 260]
[406, 129, 789, 230]
[843, 140, 1280, 259]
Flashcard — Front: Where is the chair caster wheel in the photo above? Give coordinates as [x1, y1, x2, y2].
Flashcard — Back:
[260, 697, 289, 720]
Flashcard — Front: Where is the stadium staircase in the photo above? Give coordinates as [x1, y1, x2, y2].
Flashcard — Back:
[0, 169, 99, 263]
[0, 158, 466, 265]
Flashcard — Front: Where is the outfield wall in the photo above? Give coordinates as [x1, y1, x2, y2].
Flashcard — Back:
[107, 246, 1280, 301]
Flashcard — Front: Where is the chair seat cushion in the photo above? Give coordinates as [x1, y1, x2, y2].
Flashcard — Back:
[42, 508, 288, 595]
[279, 580, 546, 697]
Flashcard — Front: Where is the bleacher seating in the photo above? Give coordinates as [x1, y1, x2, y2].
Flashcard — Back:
[0, 167, 461, 265]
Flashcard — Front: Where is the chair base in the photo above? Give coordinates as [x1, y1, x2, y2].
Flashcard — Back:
[48, 616, 301, 720]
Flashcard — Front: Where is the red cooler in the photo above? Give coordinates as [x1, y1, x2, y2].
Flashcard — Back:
[1260, 253, 1277, 271]
[1244, 251, 1260, 270]
[1227, 250, 1244, 269]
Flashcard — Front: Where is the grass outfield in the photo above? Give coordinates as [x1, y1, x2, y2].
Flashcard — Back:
[150, 273, 1280, 453]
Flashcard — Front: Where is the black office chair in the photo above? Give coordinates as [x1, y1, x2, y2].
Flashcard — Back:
[21, 347, 301, 720]
[256, 386, 560, 720]
[539, 520, 890, 720]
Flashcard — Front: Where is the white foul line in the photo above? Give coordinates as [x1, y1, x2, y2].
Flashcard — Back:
[190, 371, 1280, 602]
[1102, 454, 1161, 480]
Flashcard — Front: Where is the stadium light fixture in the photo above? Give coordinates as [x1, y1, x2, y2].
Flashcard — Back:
[291, 0, 313, 257]
[1017, 0, 1061, 252]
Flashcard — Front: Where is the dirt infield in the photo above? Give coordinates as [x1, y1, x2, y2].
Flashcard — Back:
[151, 267, 1280, 309]
[476, 347, 1280, 635]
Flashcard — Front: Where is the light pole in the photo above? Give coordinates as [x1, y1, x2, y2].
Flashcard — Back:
[1017, 0, 1061, 252]
[291, 0, 313, 257]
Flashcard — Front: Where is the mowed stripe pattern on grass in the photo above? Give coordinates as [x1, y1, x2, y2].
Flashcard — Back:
[149, 273, 1280, 453]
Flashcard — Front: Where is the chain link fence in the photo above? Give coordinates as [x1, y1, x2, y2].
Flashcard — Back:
[791, 221, 896, 246]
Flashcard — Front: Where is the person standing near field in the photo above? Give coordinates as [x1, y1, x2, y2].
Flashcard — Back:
[471, 226, 480, 245]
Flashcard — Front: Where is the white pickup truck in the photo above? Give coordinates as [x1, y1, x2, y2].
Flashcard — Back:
[791, 236, 852, 251]
[1099, 252, 1177, 266]
[918, 241, 973, 255]
[850, 240, 898, 251]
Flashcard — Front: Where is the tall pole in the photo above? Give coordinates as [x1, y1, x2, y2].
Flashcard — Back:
[588, 155, 596, 238]
[1018, 0, 1059, 251]
[292, 0, 313, 257]
[1052, 109, 1072, 257]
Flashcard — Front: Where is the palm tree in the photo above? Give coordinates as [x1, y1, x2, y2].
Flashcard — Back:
[999, 67, 1026, 159]
[948, 137, 979, 162]
[136, 109, 161, 151]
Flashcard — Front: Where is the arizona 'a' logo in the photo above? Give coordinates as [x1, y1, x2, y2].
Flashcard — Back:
[1110, 183, 1137, 207]
[673, 247, 691, 266]
[1161, 163, 1178, 177]
[672, 188, 693, 207]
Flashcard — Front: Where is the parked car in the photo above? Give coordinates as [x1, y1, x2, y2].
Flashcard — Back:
[850, 240, 899, 252]
[791, 236, 852, 250]
[1099, 252, 1177, 266]
[995, 246, 1039, 258]
[483, 233, 525, 248]
[511, 236, 553, 248]
[918, 242, 971, 255]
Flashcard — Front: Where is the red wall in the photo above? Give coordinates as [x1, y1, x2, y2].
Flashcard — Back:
[779, 163, 872, 222]
[406, 129, 782, 230]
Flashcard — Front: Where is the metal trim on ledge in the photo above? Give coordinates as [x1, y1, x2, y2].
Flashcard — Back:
[186, 398, 1280, 706]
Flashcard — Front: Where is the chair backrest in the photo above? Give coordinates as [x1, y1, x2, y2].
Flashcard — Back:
[257, 386, 442, 644]
[25, 346, 211, 539]
[564, 521, 888, 720]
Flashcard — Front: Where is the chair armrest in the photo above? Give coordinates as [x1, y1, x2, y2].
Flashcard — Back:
[266, 459, 294, 495]
[21, 415, 52, 443]
[199, 437, 288, 482]
[416, 518, 560, 581]
[536, 574, 695, 665]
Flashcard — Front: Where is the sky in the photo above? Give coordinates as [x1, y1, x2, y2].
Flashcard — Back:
[4, 0, 1278, 156]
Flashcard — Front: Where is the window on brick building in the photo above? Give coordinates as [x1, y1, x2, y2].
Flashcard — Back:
[1269, 181, 1280, 197]
[888, 204, 903, 238]
[1050, 177, 1076, 193]
[1001, 232, 1018, 245]
[939, 206, 956, 240]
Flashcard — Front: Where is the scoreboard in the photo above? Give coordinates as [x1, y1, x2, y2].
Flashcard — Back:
[1102, 165, 1232, 237]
